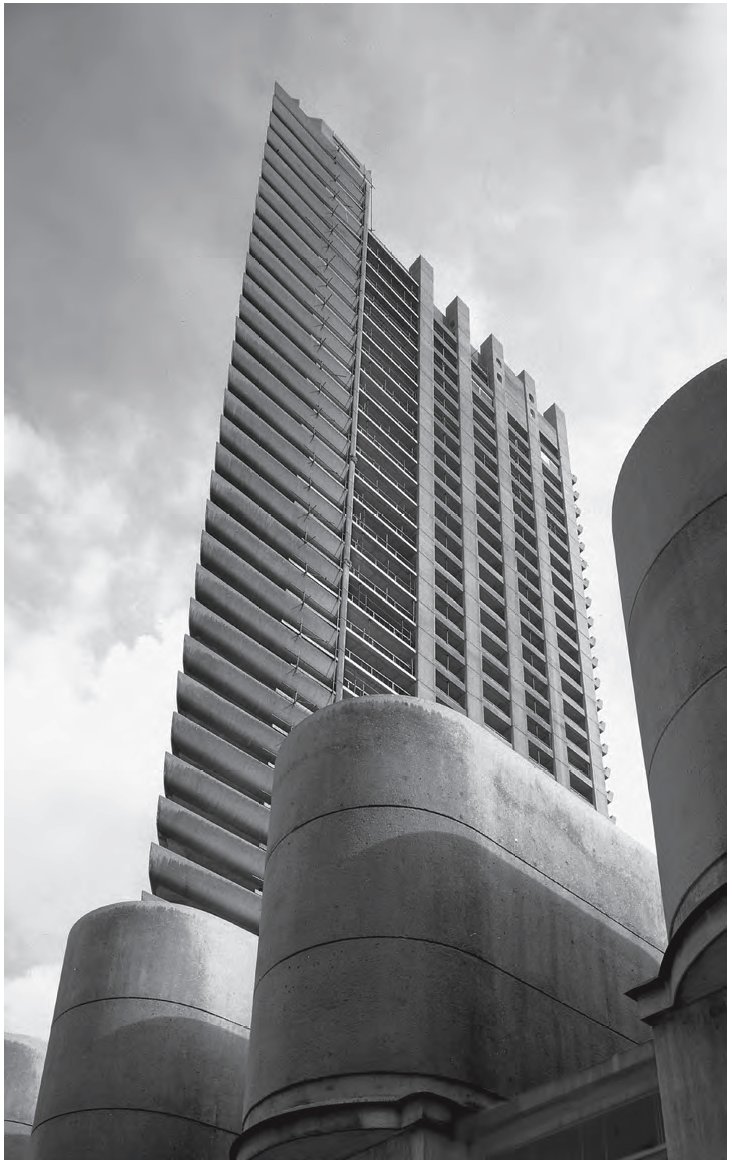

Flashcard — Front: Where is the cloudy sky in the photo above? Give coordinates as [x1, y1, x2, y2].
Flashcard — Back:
[5, 3, 725, 1040]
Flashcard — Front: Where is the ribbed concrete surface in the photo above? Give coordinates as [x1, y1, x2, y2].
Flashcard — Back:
[149, 81, 369, 922]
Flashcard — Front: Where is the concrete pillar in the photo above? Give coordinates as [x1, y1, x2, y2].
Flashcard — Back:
[544, 402, 607, 807]
[445, 297, 483, 724]
[410, 255, 437, 700]
[651, 990, 726, 1160]
[613, 359, 727, 1160]
[32, 899, 258, 1160]
[479, 335, 530, 759]
[4, 1034, 46, 1159]
[521, 379, 574, 793]
[234, 696, 665, 1160]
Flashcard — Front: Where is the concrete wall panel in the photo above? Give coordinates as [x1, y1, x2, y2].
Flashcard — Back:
[4, 1034, 46, 1160]
[32, 1112, 227, 1159]
[613, 362, 725, 612]
[32, 900, 257, 1160]
[240, 698, 665, 1155]
[624, 498, 725, 769]
[267, 698, 665, 946]
[613, 360, 726, 939]
[248, 938, 634, 1117]
[652, 989, 726, 1160]
[647, 669, 726, 934]
[36, 999, 245, 1123]
[256, 807, 658, 1040]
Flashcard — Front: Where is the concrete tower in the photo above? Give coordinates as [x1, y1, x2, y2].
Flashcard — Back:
[149, 84, 609, 931]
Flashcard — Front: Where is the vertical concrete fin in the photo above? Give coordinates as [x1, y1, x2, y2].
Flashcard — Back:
[411, 255, 437, 699]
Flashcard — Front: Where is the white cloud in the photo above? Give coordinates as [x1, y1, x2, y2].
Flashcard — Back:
[5, 605, 187, 991]
[5, 962, 63, 1043]
[5, 412, 129, 540]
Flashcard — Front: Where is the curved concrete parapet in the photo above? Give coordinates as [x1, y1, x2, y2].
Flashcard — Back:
[235, 697, 666, 1160]
[613, 360, 726, 942]
[32, 899, 257, 1160]
[149, 842, 262, 933]
[4, 1033, 46, 1159]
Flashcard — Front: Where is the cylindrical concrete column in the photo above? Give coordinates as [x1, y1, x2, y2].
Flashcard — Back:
[4, 1033, 46, 1159]
[236, 696, 665, 1160]
[613, 360, 726, 1160]
[32, 899, 257, 1159]
[613, 360, 726, 941]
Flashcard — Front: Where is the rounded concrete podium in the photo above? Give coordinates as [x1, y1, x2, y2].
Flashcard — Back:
[4, 1033, 46, 1159]
[236, 697, 665, 1160]
[32, 898, 258, 1159]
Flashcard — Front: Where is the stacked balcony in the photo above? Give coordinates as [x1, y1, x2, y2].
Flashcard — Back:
[505, 414, 555, 774]
[150, 85, 369, 930]
[343, 234, 419, 698]
[432, 317, 468, 711]
[471, 360, 512, 742]
[539, 434, 596, 804]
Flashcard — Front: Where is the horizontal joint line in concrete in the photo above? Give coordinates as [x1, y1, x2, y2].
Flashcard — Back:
[624, 493, 725, 629]
[252, 933, 643, 1047]
[243, 1069, 504, 1128]
[31, 1105, 239, 1138]
[47, 993, 252, 1035]
[674, 854, 727, 924]
[646, 663, 726, 782]
[265, 802, 665, 953]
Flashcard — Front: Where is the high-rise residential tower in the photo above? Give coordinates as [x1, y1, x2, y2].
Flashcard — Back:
[149, 84, 609, 932]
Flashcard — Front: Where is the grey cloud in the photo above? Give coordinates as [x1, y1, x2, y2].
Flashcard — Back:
[4, 4, 725, 995]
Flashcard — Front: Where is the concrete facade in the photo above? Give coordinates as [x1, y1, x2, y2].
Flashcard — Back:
[14, 87, 722, 1160]
[31, 899, 257, 1160]
[148, 83, 371, 929]
[457, 1041, 665, 1160]
[650, 990, 726, 1160]
[232, 1044, 666, 1160]
[150, 85, 610, 929]
[613, 360, 727, 1160]
[4, 1034, 46, 1159]
[235, 697, 665, 1160]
